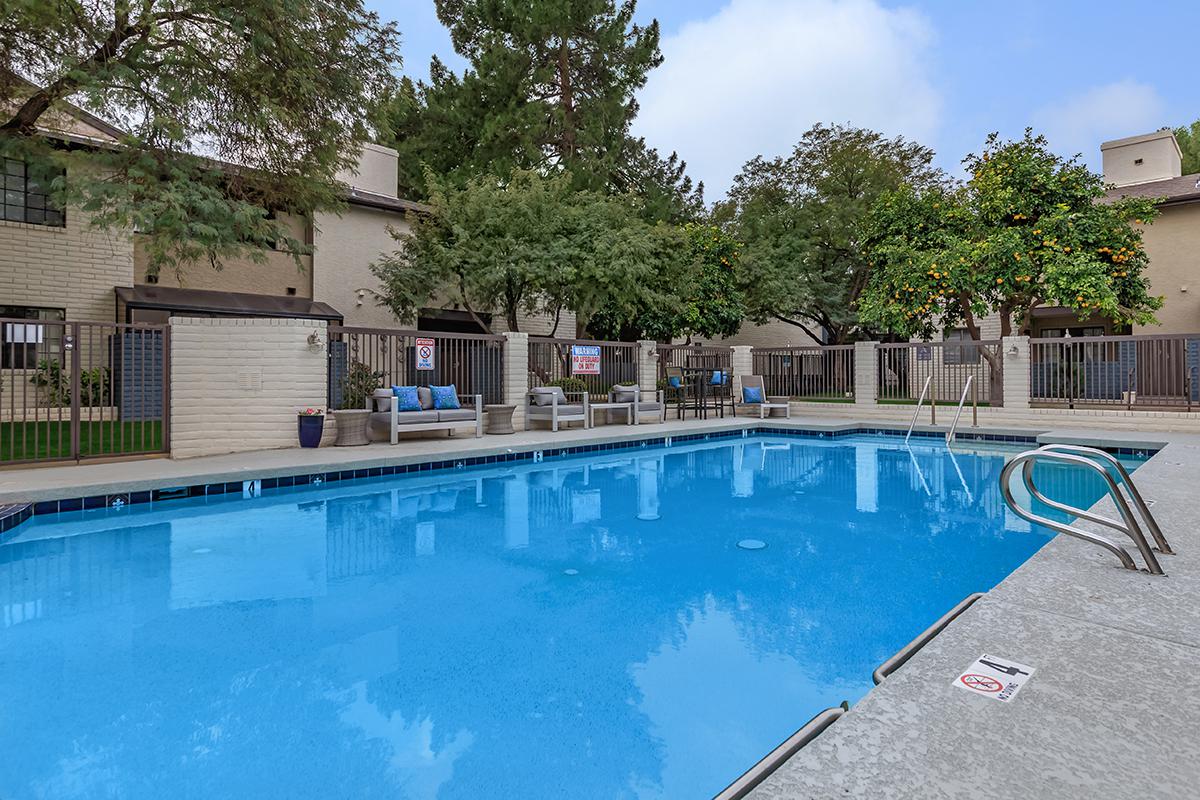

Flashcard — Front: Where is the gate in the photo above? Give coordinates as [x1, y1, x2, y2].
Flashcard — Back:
[1, 318, 170, 465]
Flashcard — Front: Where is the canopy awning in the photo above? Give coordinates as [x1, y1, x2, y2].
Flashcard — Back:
[115, 285, 343, 322]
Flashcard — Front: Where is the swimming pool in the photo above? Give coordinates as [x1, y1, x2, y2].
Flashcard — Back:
[0, 434, 1141, 799]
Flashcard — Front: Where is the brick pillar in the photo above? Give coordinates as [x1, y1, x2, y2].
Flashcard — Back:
[854, 341, 877, 405]
[637, 340, 658, 392]
[502, 331, 529, 430]
[731, 345, 753, 381]
[1001, 335, 1030, 410]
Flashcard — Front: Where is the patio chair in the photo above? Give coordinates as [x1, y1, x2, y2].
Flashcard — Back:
[705, 368, 732, 418]
[610, 384, 666, 424]
[663, 365, 689, 419]
[525, 386, 590, 431]
[733, 375, 790, 419]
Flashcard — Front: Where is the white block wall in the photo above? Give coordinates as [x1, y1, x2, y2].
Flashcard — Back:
[854, 341, 877, 405]
[501, 331, 529, 430]
[1001, 335, 1030, 410]
[638, 341, 658, 392]
[170, 317, 332, 458]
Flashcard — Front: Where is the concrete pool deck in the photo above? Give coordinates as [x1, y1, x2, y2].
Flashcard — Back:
[2, 413, 1198, 798]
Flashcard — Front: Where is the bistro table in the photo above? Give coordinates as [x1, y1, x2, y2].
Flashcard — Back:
[680, 366, 727, 419]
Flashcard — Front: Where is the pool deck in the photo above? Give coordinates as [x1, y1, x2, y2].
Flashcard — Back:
[3, 413, 1200, 798]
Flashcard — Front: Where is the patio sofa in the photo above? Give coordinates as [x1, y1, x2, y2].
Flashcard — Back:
[367, 387, 483, 444]
[525, 386, 589, 432]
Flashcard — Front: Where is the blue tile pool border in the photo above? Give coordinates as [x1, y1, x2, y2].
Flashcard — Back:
[0, 425, 1159, 537]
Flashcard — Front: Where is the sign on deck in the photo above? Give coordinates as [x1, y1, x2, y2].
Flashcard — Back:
[571, 345, 601, 375]
[415, 338, 435, 371]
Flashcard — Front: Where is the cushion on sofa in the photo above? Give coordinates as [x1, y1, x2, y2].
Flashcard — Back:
[391, 385, 422, 412]
[431, 384, 461, 409]
[437, 408, 476, 422]
[417, 386, 434, 409]
[527, 403, 584, 416]
[393, 410, 440, 425]
[611, 384, 639, 403]
[531, 386, 567, 406]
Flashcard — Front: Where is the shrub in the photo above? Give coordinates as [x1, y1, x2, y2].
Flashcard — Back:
[338, 361, 383, 410]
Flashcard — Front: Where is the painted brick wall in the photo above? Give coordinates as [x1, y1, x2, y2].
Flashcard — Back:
[170, 317, 332, 458]
[0, 213, 133, 322]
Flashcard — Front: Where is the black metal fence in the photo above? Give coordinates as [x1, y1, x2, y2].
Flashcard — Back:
[1030, 333, 1200, 409]
[527, 337, 638, 400]
[876, 340, 1004, 407]
[327, 326, 505, 409]
[0, 318, 170, 465]
[752, 345, 855, 401]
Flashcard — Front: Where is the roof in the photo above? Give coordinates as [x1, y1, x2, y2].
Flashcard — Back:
[1100, 129, 1183, 159]
[346, 187, 431, 215]
[115, 285, 343, 322]
[1104, 173, 1200, 206]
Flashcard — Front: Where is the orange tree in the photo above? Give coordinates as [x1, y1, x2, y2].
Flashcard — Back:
[859, 130, 1162, 347]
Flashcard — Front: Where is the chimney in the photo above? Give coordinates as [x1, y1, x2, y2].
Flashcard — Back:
[335, 143, 399, 198]
[1100, 129, 1182, 187]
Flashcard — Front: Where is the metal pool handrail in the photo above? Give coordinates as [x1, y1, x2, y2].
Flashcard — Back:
[873, 592, 984, 685]
[712, 703, 847, 800]
[946, 375, 974, 445]
[1034, 444, 1173, 555]
[1000, 449, 1164, 575]
[905, 376, 933, 443]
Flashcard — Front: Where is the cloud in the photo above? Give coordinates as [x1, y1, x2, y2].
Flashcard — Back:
[1034, 80, 1167, 166]
[633, 0, 942, 198]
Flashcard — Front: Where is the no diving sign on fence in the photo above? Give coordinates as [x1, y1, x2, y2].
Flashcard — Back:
[416, 338, 435, 371]
[954, 653, 1035, 702]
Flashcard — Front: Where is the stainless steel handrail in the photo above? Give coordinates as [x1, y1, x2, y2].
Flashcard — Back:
[713, 703, 847, 800]
[1000, 450, 1164, 574]
[946, 375, 974, 445]
[905, 376, 933, 443]
[873, 592, 984, 685]
[1035, 444, 1173, 555]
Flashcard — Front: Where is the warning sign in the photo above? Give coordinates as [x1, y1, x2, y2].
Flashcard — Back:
[954, 653, 1035, 702]
[415, 338, 435, 371]
[571, 345, 601, 375]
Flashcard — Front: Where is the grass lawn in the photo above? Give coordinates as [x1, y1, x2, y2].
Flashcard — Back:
[1, 420, 164, 463]
[878, 398, 993, 408]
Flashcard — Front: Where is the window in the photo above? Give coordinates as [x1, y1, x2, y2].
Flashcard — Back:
[942, 328, 979, 365]
[1, 306, 65, 368]
[3, 159, 64, 227]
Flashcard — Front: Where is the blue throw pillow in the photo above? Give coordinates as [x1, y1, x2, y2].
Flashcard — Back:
[391, 385, 422, 412]
[710, 370, 724, 385]
[668, 376, 682, 388]
[431, 384, 461, 410]
[742, 386, 763, 404]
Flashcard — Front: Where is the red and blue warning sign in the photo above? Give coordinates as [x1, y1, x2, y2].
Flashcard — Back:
[416, 338, 435, 371]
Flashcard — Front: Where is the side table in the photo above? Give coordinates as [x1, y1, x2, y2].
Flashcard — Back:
[333, 409, 371, 446]
[485, 404, 517, 434]
[766, 396, 791, 418]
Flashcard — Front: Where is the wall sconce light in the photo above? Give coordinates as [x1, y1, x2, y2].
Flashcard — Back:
[307, 330, 325, 352]
[1007, 345, 1019, 356]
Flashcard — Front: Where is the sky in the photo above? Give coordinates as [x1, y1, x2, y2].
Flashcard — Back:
[370, 0, 1200, 198]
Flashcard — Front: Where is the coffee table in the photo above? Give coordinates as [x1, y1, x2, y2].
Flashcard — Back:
[589, 401, 634, 427]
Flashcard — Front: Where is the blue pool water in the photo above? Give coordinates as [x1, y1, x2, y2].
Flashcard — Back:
[0, 434, 1141, 799]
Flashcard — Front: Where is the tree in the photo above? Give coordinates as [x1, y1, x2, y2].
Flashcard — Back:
[718, 124, 947, 344]
[371, 169, 666, 337]
[859, 130, 1163, 399]
[379, 0, 702, 222]
[1176, 120, 1200, 175]
[589, 223, 746, 342]
[1, 0, 400, 274]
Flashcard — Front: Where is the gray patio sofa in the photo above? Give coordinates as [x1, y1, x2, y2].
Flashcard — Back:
[609, 384, 666, 424]
[525, 386, 590, 431]
[367, 387, 483, 444]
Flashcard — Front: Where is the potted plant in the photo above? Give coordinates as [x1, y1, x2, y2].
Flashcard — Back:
[333, 362, 382, 446]
[297, 407, 325, 448]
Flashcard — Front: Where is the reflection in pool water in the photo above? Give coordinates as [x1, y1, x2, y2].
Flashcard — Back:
[0, 435, 1137, 799]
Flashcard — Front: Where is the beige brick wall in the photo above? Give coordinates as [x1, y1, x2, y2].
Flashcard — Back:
[313, 205, 409, 328]
[169, 317, 332, 458]
[0, 212, 133, 322]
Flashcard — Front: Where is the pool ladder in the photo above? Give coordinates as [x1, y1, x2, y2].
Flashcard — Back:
[905, 376, 977, 444]
[1000, 444, 1173, 575]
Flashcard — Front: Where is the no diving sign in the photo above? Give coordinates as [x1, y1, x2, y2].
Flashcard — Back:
[955, 653, 1035, 702]
[415, 338, 435, 371]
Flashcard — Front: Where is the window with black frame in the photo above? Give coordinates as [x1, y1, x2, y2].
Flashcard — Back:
[1, 306, 65, 369]
[942, 328, 980, 365]
[3, 159, 65, 226]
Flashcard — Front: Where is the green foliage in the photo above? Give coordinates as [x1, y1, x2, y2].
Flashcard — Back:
[718, 124, 947, 343]
[372, 169, 669, 336]
[547, 377, 588, 394]
[338, 362, 383, 411]
[1176, 121, 1200, 175]
[378, 0, 702, 223]
[1, 0, 401, 275]
[30, 360, 109, 407]
[859, 130, 1163, 341]
[591, 223, 746, 341]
